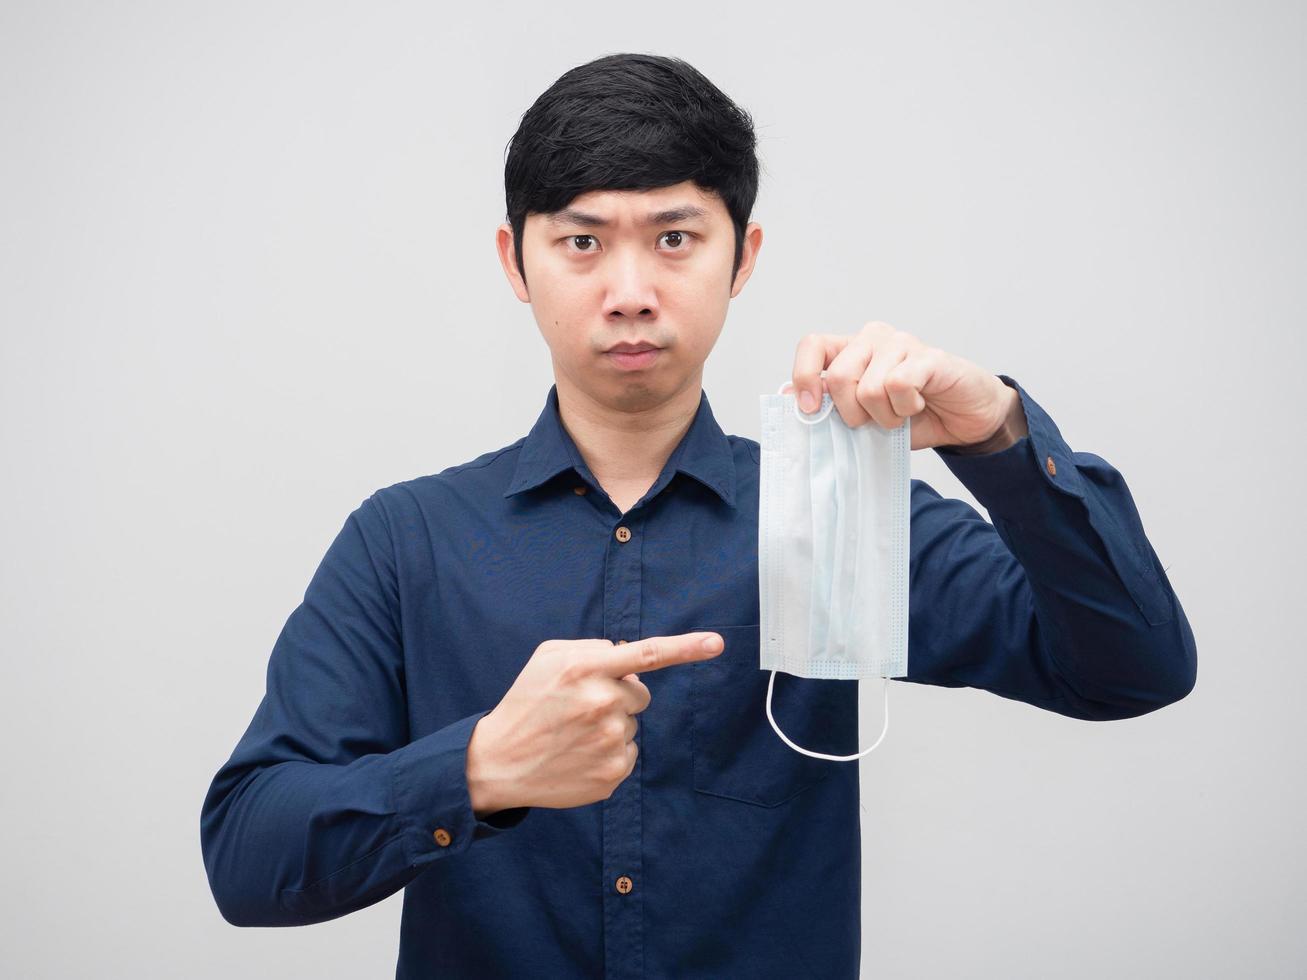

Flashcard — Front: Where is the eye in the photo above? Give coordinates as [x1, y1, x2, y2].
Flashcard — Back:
[659, 230, 693, 250]
[564, 234, 599, 252]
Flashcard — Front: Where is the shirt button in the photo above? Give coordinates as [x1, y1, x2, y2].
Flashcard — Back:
[617, 639, 628, 645]
[573, 486, 587, 495]
[433, 828, 452, 847]
[1045, 455, 1057, 476]
[615, 875, 634, 895]
[615, 526, 632, 543]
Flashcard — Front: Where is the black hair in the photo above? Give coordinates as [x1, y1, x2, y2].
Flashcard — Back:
[503, 53, 761, 291]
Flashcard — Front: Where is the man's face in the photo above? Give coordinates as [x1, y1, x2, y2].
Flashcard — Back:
[497, 179, 761, 414]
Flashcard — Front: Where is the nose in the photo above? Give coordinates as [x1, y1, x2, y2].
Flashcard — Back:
[603, 248, 659, 320]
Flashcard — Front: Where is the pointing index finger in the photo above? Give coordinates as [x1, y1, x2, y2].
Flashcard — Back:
[595, 632, 724, 677]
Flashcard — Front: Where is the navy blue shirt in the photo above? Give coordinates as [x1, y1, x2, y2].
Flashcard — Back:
[200, 375, 1196, 978]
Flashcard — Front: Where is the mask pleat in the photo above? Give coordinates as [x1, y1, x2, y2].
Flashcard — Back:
[806, 408, 835, 661]
[837, 420, 866, 667]
[827, 419, 858, 667]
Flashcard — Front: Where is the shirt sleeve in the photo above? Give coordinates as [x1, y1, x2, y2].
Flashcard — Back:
[200, 492, 530, 928]
[902, 374, 1197, 720]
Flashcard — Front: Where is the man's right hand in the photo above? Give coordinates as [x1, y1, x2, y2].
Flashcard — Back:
[465, 632, 724, 814]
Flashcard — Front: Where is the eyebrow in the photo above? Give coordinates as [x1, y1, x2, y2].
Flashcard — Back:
[545, 204, 711, 228]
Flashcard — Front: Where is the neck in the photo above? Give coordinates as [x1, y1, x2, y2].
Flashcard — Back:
[553, 372, 703, 505]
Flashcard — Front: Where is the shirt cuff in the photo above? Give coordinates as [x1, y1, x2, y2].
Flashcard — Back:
[933, 374, 1086, 516]
[389, 709, 531, 869]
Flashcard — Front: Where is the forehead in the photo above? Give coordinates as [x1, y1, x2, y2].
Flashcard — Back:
[534, 181, 728, 229]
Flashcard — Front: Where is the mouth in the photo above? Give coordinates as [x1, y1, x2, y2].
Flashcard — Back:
[604, 346, 662, 371]
[605, 340, 660, 354]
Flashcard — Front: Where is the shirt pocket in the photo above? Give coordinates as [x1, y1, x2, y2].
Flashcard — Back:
[688, 623, 858, 807]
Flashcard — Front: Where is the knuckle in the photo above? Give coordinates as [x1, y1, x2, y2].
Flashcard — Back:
[572, 687, 608, 721]
[637, 639, 662, 672]
[557, 655, 587, 686]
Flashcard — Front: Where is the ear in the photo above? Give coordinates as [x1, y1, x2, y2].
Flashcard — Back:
[729, 221, 764, 298]
[495, 223, 530, 303]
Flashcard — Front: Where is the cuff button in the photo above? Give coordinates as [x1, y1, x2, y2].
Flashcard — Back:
[433, 828, 452, 847]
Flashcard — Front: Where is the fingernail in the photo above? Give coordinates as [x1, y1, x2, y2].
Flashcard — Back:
[701, 635, 721, 652]
[800, 390, 817, 413]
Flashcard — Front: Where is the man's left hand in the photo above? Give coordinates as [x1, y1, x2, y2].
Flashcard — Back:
[788, 321, 1029, 453]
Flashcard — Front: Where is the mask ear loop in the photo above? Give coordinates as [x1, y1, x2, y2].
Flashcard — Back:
[768, 379, 891, 760]
[766, 671, 890, 761]
[778, 380, 834, 425]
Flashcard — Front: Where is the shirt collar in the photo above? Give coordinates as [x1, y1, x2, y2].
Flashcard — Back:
[503, 384, 737, 509]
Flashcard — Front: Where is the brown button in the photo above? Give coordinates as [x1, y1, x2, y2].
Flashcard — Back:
[615, 526, 632, 543]
[1045, 455, 1057, 476]
[615, 875, 633, 895]
[433, 828, 452, 847]
[573, 486, 587, 495]
[617, 639, 628, 645]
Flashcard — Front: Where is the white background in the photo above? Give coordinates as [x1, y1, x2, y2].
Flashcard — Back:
[1, 1, 1302, 976]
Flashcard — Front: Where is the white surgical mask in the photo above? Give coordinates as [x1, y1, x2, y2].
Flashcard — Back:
[758, 380, 911, 760]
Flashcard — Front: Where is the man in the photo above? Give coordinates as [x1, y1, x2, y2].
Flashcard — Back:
[201, 53, 1196, 978]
